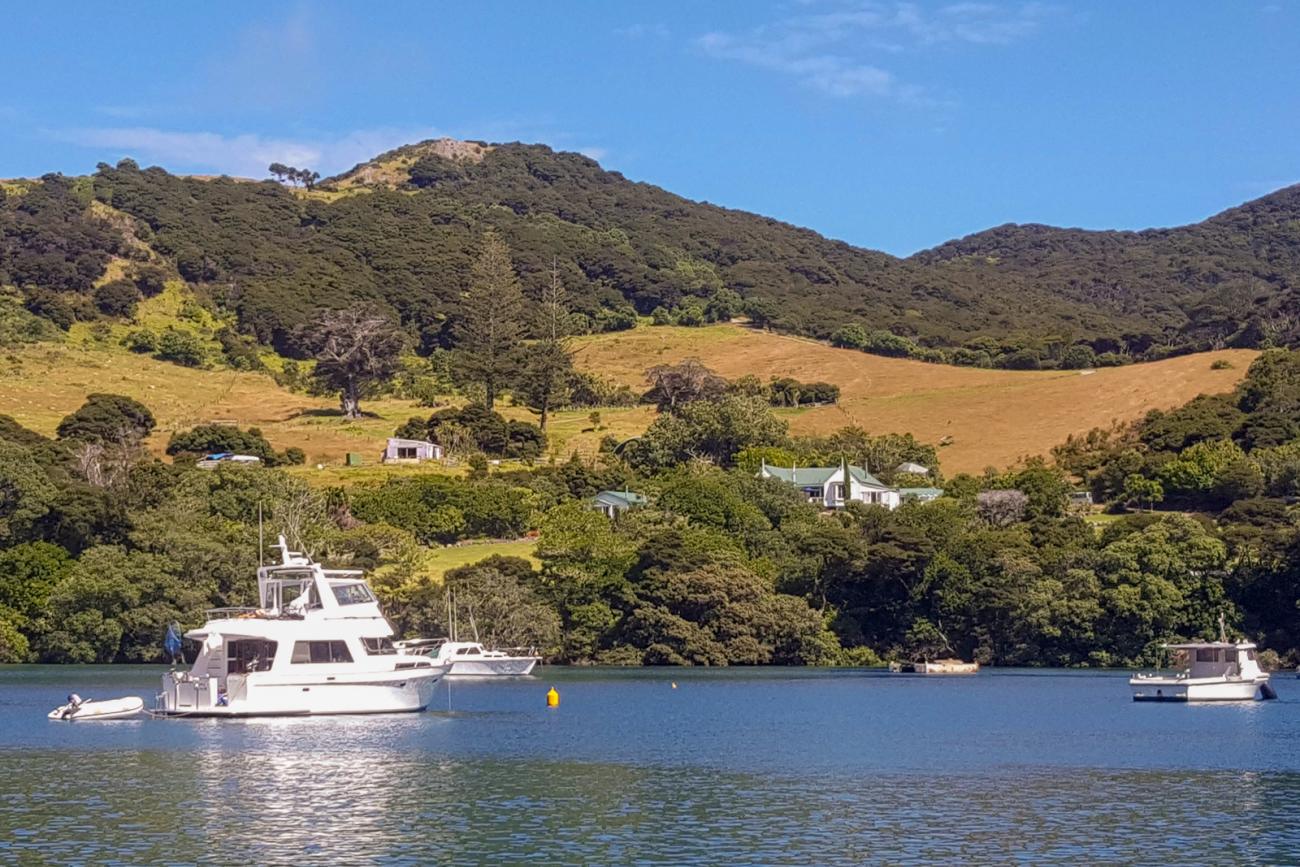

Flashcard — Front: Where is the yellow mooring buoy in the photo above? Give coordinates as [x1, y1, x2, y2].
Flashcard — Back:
[546, 686, 560, 708]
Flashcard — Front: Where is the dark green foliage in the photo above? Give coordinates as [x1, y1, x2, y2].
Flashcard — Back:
[405, 405, 545, 460]
[93, 279, 140, 317]
[154, 327, 207, 367]
[0, 174, 121, 299]
[764, 377, 839, 407]
[56, 393, 155, 444]
[216, 327, 267, 372]
[627, 394, 788, 470]
[348, 475, 533, 543]
[2, 147, 1299, 363]
[298, 306, 404, 417]
[166, 424, 288, 465]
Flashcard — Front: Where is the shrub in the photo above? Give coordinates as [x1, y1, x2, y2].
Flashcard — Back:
[155, 328, 207, 367]
[1211, 359, 1234, 370]
[92, 279, 140, 317]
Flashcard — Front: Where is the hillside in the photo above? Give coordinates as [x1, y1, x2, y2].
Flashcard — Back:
[573, 324, 1256, 472]
[0, 321, 1253, 475]
[3, 139, 1299, 365]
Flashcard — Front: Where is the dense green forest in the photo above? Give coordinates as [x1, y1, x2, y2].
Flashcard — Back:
[4, 139, 1300, 366]
[3, 351, 1300, 668]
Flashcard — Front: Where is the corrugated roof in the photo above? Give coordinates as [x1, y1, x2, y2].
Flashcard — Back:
[761, 464, 889, 488]
[594, 490, 647, 507]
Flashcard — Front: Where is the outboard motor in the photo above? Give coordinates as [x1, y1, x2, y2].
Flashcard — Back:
[1260, 683, 1278, 700]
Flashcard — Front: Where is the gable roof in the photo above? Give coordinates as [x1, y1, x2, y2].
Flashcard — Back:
[899, 487, 944, 498]
[760, 463, 889, 488]
[593, 490, 647, 507]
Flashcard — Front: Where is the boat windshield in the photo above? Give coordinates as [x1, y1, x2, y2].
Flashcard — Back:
[362, 637, 397, 655]
[331, 582, 375, 605]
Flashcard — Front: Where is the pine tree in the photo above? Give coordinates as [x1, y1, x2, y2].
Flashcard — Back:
[516, 260, 575, 430]
[455, 230, 525, 410]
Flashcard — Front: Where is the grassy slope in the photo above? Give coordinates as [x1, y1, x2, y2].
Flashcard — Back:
[571, 324, 1257, 473]
[0, 311, 1254, 476]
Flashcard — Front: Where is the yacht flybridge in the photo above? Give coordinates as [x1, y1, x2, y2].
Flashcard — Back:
[1130, 617, 1277, 703]
[156, 537, 446, 717]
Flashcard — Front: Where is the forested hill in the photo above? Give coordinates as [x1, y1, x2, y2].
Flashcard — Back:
[3, 138, 1299, 362]
[911, 184, 1300, 354]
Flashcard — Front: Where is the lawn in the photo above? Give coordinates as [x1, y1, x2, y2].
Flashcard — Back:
[421, 538, 539, 581]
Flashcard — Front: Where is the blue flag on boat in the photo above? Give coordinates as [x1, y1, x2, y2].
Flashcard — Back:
[164, 623, 182, 660]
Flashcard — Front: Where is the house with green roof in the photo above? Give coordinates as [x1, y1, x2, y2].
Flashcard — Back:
[590, 489, 648, 519]
[899, 487, 944, 503]
[758, 458, 902, 510]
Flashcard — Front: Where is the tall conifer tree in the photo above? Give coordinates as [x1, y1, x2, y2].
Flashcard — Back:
[455, 230, 525, 410]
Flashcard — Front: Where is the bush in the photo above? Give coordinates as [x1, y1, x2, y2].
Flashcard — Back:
[1211, 359, 1235, 370]
[155, 328, 207, 367]
[122, 328, 158, 353]
[92, 279, 141, 317]
[1060, 345, 1097, 370]
[166, 424, 284, 464]
[56, 393, 155, 444]
[411, 405, 546, 459]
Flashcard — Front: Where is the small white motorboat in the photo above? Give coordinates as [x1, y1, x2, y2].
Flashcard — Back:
[48, 694, 145, 721]
[1130, 617, 1276, 702]
[397, 639, 539, 676]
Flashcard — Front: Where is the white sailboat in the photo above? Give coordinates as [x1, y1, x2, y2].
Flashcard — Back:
[155, 537, 447, 717]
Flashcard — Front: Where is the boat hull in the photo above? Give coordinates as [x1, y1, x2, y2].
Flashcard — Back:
[157, 669, 441, 717]
[447, 658, 538, 677]
[1129, 675, 1269, 702]
[48, 696, 145, 721]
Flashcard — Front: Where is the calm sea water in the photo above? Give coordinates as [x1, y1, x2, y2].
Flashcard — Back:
[2, 666, 1299, 865]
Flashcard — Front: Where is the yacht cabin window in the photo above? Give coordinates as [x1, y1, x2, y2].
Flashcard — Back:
[1195, 649, 1219, 663]
[227, 639, 279, 674]
[290, 640, 354, 664]
[331, 582, 375, 606]
[361, 637, 397, 655]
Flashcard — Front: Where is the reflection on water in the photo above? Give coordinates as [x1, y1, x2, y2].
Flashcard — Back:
[4, 752, 1299, 864]
[4, 666, 1300, 864]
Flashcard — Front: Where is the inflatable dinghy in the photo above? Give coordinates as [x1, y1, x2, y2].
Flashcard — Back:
[48, 694, 144, 721]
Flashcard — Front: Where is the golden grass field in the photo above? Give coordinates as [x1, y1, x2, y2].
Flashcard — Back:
[0, 320, 1255, 477]
[571, 325, 1257, 473]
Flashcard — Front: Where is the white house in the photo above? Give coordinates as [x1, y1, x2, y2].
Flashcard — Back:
[590, 489, 648, 519]
[758, 459, 902, 510]
[382, 437, 443, 463]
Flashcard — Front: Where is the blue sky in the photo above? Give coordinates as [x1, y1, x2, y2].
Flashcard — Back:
[4, 2, 1298, 255]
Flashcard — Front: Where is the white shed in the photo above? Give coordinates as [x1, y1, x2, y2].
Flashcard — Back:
[382, 437, 443, 463]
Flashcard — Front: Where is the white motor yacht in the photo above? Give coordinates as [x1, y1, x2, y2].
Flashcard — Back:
[156, 537, 447, 717]
[1130, 619, 1276, 702]
[397, 639, 539, 676]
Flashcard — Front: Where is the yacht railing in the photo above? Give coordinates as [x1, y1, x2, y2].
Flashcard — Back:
[204, 606, 265, 620]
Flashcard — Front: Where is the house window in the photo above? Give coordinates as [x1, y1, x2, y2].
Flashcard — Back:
[396, 446, 418, 460]
[830, 483, 845, 501]
[291, 640, 354, 664]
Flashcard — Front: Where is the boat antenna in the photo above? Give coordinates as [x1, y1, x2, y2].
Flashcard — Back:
[1218, 611, 1227, 643]
[258, 501, 265, 566]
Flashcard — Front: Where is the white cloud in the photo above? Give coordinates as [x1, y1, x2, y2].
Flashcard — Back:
[697, 1, 1054, 100]
[57, 126, 443, 178]
[578, 146, 609, 162]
